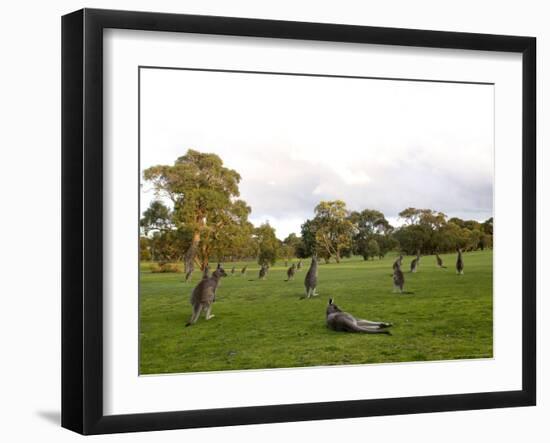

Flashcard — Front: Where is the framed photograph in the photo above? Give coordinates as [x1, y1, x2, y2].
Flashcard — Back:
[62, 8, 536, 435]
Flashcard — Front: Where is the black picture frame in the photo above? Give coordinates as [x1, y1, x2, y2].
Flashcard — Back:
[62, 8, 536, 435]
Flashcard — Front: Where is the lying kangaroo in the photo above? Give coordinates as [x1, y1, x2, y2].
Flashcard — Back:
[186, 265, 227, 326]
[456, 248, 464, 274]
[436, 253, 447, 268]
[326, 299, 392, 334]
[286, 263, 297, 281]
[303, 256, 318, 298]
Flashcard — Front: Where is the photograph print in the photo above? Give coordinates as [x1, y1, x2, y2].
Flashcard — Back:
[139, 67, 494, 375]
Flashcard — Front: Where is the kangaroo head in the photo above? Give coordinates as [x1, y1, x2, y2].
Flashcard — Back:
[326, 298, 342, 315]
[212, 266, 227, 278]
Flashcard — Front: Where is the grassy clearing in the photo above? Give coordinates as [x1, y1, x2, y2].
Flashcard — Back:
[139, 250, 493, 374]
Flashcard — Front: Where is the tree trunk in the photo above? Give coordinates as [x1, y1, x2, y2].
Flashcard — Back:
[184, 231, 200, 277]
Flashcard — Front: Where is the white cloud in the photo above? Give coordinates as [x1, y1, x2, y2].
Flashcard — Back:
[140, 68, 494, 239]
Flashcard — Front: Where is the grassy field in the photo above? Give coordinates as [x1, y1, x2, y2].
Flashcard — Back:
[139, 250, 493, 374]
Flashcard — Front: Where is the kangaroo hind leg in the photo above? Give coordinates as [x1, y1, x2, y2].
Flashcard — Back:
[185, 304, 203, 326]
[357, 319, 392, 328]
[205, 304, 215, 320]
[347, 321, 391, 334]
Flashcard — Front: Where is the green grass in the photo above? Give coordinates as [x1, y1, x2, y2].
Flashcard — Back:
[139, 250, 493, 374]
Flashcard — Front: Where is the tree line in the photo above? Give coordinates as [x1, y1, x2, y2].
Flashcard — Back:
[140, 150, 492, 270]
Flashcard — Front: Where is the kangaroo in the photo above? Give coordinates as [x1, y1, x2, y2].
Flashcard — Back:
[303, 256, 318, 298]
[286, 263, 297, 281]
[259, 264, 268, 280]
[436, 253, 447, 269]
[186, 265, 227, 326]
[231, 265, 236, 275]
[456, 248, 464, 274]
[392, 254, 403, 271]
[410, 251, 420, 273]
[297, 260, 302, 270]
[393, 261, 405, 293]
[326, 299, 392, 334]
[241, 265, 248, 277]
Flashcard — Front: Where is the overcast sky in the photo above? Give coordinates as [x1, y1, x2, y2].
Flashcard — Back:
[140, 68, 494, 240]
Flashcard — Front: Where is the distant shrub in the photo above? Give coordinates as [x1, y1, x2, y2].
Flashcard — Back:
[150, 262, 181, 273]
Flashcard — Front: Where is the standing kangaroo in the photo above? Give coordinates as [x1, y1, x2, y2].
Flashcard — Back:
[186, 265, 227, 326]
[259, 264, 268, 280]
[297, 260, 302, 270]
[326, 299, 392, 334]
[436, 253, 447, 268]
[286, 263, 296, 281]
[303, 256, 318, 298]
[410, 251, 420, 273]
[456, 248, 464, 274]
[241, 265, 248, 277]
[393, 261, 405, 293]
[392, 255, 403, 271]
[231, 265, 236, 276]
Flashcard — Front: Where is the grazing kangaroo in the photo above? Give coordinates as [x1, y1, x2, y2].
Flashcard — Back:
[259, 264, 268, 280]
[286, 263, 297, 281]
[241, 265, 248, 277]
[392, 255, 403, 271]
[456, 248, 464, 274]
[436, 253, 447, 268]
[303, 256, 318, 298]
[186, 265, 227, 326]
[410, 251, 420, 273]
[326, 299, 392, 334]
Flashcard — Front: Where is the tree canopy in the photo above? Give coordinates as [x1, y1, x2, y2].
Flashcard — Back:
[140, 151, 493, 270]
[143, 150, 251, 270]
